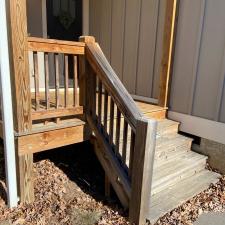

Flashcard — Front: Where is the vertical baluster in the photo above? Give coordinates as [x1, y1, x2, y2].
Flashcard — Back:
[98, 80, 102, 126]
[122, 121, 128, 164]
[73, 55, 78, 106]
[129, 130, 135, 178]
[33, 52, 40, 110]
[109, 97, 114, 145]
[115, 108, 121, 155]
[103, 90, 109, 135]
[55, 54, 60, 109]
[64, 54, 69, 107]
[44, 53, 50, 110]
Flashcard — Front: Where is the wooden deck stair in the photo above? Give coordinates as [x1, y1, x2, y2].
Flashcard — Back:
[101, 101, 221, 223]
[138, 108, 221, 223]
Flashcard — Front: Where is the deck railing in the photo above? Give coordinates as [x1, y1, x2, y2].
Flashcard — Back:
[81, 37, 157, 225]
[27, 37, 84, 125]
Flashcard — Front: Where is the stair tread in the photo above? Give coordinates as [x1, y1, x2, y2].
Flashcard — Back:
[152, 151, 207, 190]
[148, 170, 221, 223]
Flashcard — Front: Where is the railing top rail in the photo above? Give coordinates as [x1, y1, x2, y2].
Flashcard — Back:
[86, 42, 144, 130]
[27, 37, 85, 55]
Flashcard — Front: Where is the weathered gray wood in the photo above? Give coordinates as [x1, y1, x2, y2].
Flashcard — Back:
[122, 120, 128, 164]
[86, 42, 143, 131]
[129, 118, 157, 225]
[64, 55, 69, 107]
[103, 90, 109, 134]
[98, 80, 103, 125]
[115, 109, 121, 155]
[109, 98, 114, 145]
[87, 116, 131, 202]
[44, 53, 50, 109]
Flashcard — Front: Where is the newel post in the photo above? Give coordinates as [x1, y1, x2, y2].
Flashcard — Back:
[78, 36, 96, 109]
[7, 0, 34, 204]
[129, 118, 157, 225]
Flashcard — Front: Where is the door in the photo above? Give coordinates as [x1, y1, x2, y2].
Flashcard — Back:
[46, 0, 82, 41]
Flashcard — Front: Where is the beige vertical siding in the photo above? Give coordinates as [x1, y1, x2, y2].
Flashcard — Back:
[89, 0, 165, 99]
[170, 0, 225, 123]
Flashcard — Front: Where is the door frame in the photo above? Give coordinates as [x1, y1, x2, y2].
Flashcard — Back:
[41, 0, 89, 38]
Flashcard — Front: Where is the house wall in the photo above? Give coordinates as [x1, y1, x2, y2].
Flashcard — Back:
[170, 0, 225, 123]
[27, 0, 45, 37]
[168, 0, 225, 144]
[89, 0, 167, 101]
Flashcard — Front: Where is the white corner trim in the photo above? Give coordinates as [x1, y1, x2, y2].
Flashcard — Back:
[168, 111, 225, 145]
[0, 0, 18, 207]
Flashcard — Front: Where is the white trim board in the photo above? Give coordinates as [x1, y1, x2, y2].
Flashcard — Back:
[168, 111, 225, 145]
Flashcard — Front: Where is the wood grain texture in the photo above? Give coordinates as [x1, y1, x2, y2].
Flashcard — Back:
[158, 0, 178, 107]
[8, 0, 32, 133]
[18, 125, 86, 155]
[18, 153, 34, 203]
[88, 117, 131, 206]
[31, 106, 83, 120]
[129, 118, 157, 225]
[28, 37, 85, 55]
[91, 136, 129, 208]
[86, 42, 143, 131]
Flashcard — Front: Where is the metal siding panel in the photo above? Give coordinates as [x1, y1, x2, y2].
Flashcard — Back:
[89, 0, 101, 42]
[111, 0, 126, 81]
[136, 0, 159, 97]
[192, 0, 225, 120]
[99, 0, 112, 61]
[169, 0, 204, 113]
[122, 0, 141, 94]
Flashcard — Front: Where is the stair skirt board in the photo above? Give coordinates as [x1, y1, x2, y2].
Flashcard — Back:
[144, 118, 222, 224]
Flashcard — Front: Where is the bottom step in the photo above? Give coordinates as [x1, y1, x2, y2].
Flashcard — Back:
[148, 170, 221, 224]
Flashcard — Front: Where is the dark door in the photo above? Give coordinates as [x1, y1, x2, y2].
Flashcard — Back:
[46, 0, 82, 41]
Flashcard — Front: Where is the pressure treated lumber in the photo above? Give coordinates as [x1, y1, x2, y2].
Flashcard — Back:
[8, 0, 32, 133]
[158, 0, 178, 107]
[17, 153, 34, 203]
[18, 124, 87, 155]
[28, 37, 85, 55]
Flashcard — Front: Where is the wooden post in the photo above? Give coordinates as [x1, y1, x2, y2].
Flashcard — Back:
[79, 36, 96, 107]
[7, 0, 32, 133]
[158, 0, 178, 108]
[129, 118, 157, 225]
[7, 0, 34, 203]
[79, 36, 96, 139]
[17, 152, 34, 203]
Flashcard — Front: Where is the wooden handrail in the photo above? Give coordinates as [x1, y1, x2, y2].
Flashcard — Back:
[86, 42, 143, 131]
[82, 37, 157, 225]
[27, 37, 85, 55]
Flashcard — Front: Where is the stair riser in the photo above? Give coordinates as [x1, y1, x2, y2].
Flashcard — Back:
[155, 139, 192, 159]
[152, 160, 207, 195]
[154, 149, 189, 165]
[157, 124, 179, 136]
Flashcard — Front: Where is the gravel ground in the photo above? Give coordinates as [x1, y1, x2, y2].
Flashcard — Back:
[0, 141, 224, 225]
